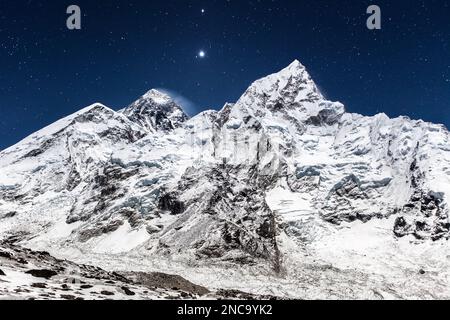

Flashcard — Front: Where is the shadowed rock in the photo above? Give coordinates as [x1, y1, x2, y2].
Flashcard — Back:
[121, 286, 136, 296]
[125, 272, 210, 296]
[26, 269, 58, 279]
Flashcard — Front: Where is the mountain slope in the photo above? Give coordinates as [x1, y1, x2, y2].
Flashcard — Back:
[0, 60, 449, 299]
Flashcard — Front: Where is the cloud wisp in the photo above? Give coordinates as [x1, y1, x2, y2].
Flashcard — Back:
[156, 88, 199, 116]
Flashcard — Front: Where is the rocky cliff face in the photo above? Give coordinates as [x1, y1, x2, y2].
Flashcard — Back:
[1, 60, 449, 299]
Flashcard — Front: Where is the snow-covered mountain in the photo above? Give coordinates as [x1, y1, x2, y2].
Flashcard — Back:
[1, 60, 450, 299]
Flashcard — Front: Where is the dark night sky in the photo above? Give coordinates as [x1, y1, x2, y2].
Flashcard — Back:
[0, 0, 449, 149]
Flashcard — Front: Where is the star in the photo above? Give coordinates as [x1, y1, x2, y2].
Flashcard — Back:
[197, 50, 206, 58]
[201, 9, 205, 14]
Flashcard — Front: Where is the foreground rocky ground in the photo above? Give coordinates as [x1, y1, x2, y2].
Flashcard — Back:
[0, 239, 276, 300]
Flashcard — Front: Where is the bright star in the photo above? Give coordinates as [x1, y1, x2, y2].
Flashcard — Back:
[201, 9, 205, 13]
[198, 50, 206, 58]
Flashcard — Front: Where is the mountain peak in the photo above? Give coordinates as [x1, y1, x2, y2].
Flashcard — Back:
[141, 89, 173, 105]
[122, 89, 189, 133]
[231, 59, 335, 123]
[284, 59, 305, 73]
[239, 59, 322, 101]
